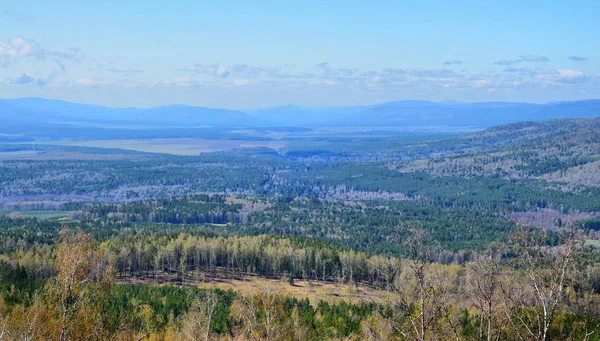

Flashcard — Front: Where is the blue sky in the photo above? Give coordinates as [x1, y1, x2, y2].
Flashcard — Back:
[0, 0, 599, 108]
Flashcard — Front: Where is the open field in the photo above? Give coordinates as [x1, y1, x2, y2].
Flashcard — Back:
[586, 239, 600, 248]
[29, 138, 287, 156]
[0, 151, 139, 160]
[118, 270, 398, 305]
[0, 209, 70, 219]
[0, 150, 43, 159]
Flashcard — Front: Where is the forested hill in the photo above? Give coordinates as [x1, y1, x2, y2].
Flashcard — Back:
[399, 117, 600, 188]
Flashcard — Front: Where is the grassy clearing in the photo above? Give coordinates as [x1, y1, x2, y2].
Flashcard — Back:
[118, 270, 398, 304]
[585, 239, 600, 248]
[0, 210, 70, 219]
[29, 138, 287, 156]
[0, 150, 42, 159]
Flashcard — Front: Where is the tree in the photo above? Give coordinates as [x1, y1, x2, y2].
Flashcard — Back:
[467, 253, 508, 341]
[362, 310, 394, 341]
[398, 227, 447, 341]
[0, 296, 51, 341]
[182, 291, 219, 341]
[231, 287, 290, 341]
[46, 228, 115, 341]
[504, 226, 582, 341]
[231, 293, 259, 339]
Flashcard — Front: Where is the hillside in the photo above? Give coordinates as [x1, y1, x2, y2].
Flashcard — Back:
[1, 116, 600, 340]
[398, 118, 600, 188]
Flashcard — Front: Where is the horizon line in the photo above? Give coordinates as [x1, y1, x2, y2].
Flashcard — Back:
[1, 96, 599, 112]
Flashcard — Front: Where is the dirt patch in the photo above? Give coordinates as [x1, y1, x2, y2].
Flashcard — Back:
[508, 209, 600, 230]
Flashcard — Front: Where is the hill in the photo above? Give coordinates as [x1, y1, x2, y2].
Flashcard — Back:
[398, 117, 600, 188]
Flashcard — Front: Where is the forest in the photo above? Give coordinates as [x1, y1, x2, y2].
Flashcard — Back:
[1, 118, 600, 340]
[1, 225, 600, 340]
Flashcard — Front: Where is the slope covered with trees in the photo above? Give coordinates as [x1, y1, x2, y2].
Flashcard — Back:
[1, 226, 600, 340]
[1, 115, 600, 339]
[398, 118, 600, 189]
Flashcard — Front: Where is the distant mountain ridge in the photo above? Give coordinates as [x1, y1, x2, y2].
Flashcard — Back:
[1, 97, 599, 129]
[0, 97, 258, 127]
[251, 99, 600, 127]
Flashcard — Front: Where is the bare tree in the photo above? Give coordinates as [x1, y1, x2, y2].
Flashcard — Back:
[468, 253, 508, 341]
[231, 286, 288, 341]
[182, 291, 220, 341]
[398, 227, 447, 341]
[231, 292, 259, 339]
[504, 226, 582, 341]
[262, 286, 280, 341]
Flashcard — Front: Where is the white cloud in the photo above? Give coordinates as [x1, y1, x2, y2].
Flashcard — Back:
[233, 79, 252, 87]
[558, 69, 583, 78]
[0, 37, 38, 64]
[0, 36, 84, 76]
[307, 79, 338, 87]
[76, 77, 95, 86]
[73, 77, 127, 88]
[556, 69, 588, 84]
[185, 62, 286, 79]
[185, 62, 218, 73]
[2, 49, 596, 104]
[107, 68, 144, 76]
[472, 79, 489, 88]
[152, 77, 199, 88]
[216, 65, 230, 78]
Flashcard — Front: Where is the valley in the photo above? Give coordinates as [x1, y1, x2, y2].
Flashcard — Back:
[1, 109, 600, 340]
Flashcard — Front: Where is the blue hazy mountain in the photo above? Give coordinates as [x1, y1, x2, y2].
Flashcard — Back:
[0, 97, 259, 127]
[247, 104, 371, 125]
[251, 100, 600, 127]
[1, 97, 600, 130]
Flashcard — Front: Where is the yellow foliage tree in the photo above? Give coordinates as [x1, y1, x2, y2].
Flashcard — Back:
[45, 228, 115, 341]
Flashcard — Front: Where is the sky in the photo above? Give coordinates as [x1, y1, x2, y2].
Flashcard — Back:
[0, 0, 599, 109]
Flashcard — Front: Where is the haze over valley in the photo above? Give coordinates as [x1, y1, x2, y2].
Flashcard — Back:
[1, 1, 600, 340]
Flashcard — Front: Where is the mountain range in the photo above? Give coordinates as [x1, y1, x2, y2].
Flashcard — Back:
[0, 97, 255, 128]
[251, 100, 600, 127]
[1, 97, 600, 130]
